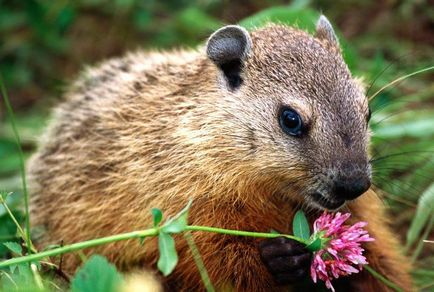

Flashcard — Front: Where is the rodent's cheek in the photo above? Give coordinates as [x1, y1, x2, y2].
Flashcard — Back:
[252, 141, 314, 192]
[273, 168, 313, 194]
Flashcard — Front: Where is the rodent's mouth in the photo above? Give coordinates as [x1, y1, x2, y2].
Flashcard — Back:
[311, 192, 345, 210]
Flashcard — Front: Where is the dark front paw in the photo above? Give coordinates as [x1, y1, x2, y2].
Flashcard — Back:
[259, 237, 312, 285]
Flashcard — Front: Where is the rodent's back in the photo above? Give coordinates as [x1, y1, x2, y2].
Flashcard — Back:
[29, 50, 210, 242]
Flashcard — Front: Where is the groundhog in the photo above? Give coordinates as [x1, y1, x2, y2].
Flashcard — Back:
[28, 16, 412, 291]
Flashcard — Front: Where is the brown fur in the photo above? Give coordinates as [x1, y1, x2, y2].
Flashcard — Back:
[28, 24, 412, 291]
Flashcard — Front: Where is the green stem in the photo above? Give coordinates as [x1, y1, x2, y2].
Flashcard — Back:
[0, 223, 397, 292]
[0, 226, 304, 268]
[186, 225, 307, 243]
[0, 76, 32, 254]
[0, 228, 158, 268]
[364, 265, 403, 292]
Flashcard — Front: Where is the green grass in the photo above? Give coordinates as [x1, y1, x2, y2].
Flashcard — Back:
[0, 0, 433, 291]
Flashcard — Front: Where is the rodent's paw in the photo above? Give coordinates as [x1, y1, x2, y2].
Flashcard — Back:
[259, 237, 312, 285]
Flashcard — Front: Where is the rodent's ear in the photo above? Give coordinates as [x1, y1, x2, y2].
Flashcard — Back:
[206, 25, 252, 89]
[315, 15, 339, 48]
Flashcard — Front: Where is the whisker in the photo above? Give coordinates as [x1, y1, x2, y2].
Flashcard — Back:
[370, 107, 417, 127]
[368, 86, 432, 115]
[369, 65, 434, 101]
[373, 168, 433, 183]
[372, 158, 433, 166]
[373, 173, 424, 200]
[366, 51, 417, 97]
[371, 182, 416, 207]
[373, 175, 421, 197]
[370, 151, 434, 163]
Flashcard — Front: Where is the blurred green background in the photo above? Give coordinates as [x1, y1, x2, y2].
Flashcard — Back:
[0, 0, 433, 290]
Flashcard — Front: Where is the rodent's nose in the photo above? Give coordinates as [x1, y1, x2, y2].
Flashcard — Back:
[333, 176, 371, 200]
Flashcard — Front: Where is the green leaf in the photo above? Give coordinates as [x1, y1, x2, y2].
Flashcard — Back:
[10, 264, 17, 273]
[406, 183, 434, 249]
[2, 263, 37, 290]
[292, 210, 310, 241]
[161, 220, 186, 234]
[161, 200, 192, 234]
[0, 209, 24, 258]
[152, 208, 163, 227]
[306, 238, 321, 252]
[0, 138, 22, 175]
[374, 117, 434, 139]
[412, 268, 434, 288]
[3, 242, 22, 255]
[176, 7, 221, 37]
[71, 255, 124, 292]
[17, 263, 32, 280]
[157, 232, 178, 276]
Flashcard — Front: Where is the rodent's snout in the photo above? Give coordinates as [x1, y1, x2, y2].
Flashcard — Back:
[330, 162, 371, 201]
[309, 162, 371, 210]
[332, 174, 371, 200]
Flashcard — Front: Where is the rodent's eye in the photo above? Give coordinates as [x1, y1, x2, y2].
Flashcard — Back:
[279, 108, 304, 137]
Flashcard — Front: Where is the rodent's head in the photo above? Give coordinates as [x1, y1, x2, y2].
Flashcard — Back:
[205, 16, 371, 210]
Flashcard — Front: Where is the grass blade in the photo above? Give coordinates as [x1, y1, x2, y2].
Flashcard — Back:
[0, 75, 31, 254]
[184, 232, 215, 292]
[405, 183, 434, 251]
[410, 214, 434, 263]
